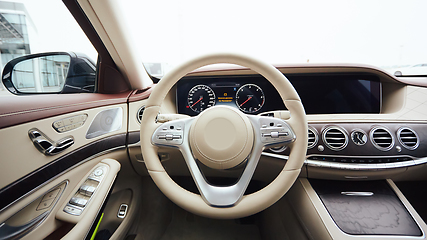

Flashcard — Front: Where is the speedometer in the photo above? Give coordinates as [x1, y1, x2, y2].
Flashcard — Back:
[235, 84, 265, 113]
[187, 85, 216, 113]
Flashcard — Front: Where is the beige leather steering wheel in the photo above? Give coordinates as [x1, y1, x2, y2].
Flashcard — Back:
[140, 53, 307, 219]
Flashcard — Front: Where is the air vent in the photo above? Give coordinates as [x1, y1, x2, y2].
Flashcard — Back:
[322, 126, 348, 151]
[136, 106, 145, 123]
[398, 127, 419, 150]
[308, 127, 318, 149]
[370, 127, 394, 151]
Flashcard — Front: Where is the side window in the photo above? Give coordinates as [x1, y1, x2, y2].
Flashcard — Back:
[0, 1, 97, 95]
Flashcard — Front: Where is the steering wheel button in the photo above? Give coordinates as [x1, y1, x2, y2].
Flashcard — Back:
[270, 132, 279, 138]
[158, 135, 166, 139]
[165, 134, 173, 140]
[278, 132, 289, 136]
[172, 135, 181, 139]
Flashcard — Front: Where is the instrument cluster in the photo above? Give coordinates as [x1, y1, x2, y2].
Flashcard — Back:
[176, 75, 285, 116]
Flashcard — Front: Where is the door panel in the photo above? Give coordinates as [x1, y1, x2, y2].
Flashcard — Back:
[0, 151, 125, 240]
[0, 89, 136, 239]
[0, 103, 128, 192]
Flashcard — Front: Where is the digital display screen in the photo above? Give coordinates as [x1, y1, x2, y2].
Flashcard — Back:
[211, 83, 238, 105]
[177, 74, 381, 116]
[288, 74, 381, 114]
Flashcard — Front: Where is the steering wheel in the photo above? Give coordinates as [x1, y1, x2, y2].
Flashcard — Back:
[140, 53, 307, 219]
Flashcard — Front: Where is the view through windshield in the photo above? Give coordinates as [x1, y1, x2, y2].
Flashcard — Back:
[0, 0, 426, 92]
[119, 0, 427, 78]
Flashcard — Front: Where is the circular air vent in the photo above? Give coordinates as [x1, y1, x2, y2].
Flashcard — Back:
[308, 127, 318, 149]
[370, 127, 394, 151]
[136, 105, 145, 123]
[322, 126, 348, 151]
[398, 127, 419, 150]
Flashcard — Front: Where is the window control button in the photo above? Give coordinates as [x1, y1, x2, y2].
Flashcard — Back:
[80, 185, 96, 196]
[64, 205, 82, 216]
[69, 197, 88, 208]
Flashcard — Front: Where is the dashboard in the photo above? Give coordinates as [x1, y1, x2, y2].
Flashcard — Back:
[147, 65, 425, 182]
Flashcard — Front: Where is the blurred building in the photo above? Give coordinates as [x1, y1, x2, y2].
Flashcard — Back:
[0, 1, 35, 92]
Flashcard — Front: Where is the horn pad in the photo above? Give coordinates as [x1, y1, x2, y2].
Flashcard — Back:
[189, 106, 254, 169]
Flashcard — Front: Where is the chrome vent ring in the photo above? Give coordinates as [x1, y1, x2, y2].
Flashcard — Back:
[308, 126, 318, 149]
[322, 126, 348, 151]
[137, 105, 145, 123]
[398, 127, 419, 150]
[370, 127, 394, 151]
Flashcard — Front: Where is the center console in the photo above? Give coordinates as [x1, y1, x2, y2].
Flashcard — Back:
[287, 178, 427, 240]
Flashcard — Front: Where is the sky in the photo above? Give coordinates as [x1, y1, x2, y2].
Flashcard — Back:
[9, 0, 427, 71]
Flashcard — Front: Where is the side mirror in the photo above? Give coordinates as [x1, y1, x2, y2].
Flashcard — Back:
[2, 52, 96, 94]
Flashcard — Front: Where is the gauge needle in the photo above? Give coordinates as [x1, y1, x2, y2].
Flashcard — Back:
[191, 96, 203, 107]
[239, 96, 252, 107]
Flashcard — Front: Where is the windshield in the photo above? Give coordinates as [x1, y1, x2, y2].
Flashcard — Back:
[119, 0, 427, 77]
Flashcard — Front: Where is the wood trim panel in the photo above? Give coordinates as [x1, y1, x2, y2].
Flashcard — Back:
[0, 92, 131, 129]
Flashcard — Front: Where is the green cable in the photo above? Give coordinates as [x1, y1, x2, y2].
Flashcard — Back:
[90, 213, 104, 240]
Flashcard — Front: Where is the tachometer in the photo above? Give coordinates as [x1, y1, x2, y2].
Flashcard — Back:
[236, 84, 265, 113]
[187, 84, 216, 113]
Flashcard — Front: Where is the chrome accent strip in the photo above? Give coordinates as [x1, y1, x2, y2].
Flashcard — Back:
[261, 151, 289, 160]
[341, 191, 374, 196]
[262, 152, 427, 170]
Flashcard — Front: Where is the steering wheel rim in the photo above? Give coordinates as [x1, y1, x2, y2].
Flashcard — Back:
[140, 53, 307, 219]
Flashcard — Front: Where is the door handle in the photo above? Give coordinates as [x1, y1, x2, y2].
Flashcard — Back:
[29, 129, 74, 156]
[0, 211, 49, 240]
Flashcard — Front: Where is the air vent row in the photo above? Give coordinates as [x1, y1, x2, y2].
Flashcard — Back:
[370, 127, 394, 151]
[291, 125, 420, 152]
[398, 127, 419, 150]
[322, 127, 348, 151]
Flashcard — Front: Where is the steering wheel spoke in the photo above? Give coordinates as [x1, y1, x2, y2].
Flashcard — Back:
[178, 131, 263, 207]
[248, 115, 296, 148]
[151, 118, 193, 148]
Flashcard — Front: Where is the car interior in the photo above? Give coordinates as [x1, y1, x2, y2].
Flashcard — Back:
[1, 0, 427, 240]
